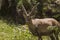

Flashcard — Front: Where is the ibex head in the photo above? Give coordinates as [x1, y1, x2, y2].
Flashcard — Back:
[21, 2, 39, 22]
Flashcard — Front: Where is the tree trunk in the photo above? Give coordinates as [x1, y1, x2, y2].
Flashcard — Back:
[0, 0, 18, 24]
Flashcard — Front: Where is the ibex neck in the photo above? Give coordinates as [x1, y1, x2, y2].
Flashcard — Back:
[26, 19, 33, 25]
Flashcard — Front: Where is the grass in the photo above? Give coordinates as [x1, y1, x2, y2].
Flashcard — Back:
[0, 19, 37, 40]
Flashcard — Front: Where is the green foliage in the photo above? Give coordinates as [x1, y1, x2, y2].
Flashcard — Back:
[0, 19, 37, 40]
[17, 0, 60, 19]
[47, 26, 58, 31]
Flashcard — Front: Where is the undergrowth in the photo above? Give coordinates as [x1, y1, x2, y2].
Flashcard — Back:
[0, 19, 37, 40]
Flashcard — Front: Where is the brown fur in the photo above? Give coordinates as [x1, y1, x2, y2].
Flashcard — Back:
[27, 18, 60, 40]
[28, 18, 60, 35]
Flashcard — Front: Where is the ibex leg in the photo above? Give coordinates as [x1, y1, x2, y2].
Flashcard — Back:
[50, 34, 55, 40]
[38, 36, 42, 40]
[54, 32, 59, 40]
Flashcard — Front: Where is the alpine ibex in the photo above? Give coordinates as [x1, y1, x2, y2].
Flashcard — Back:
[21, 3, 60, 40]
